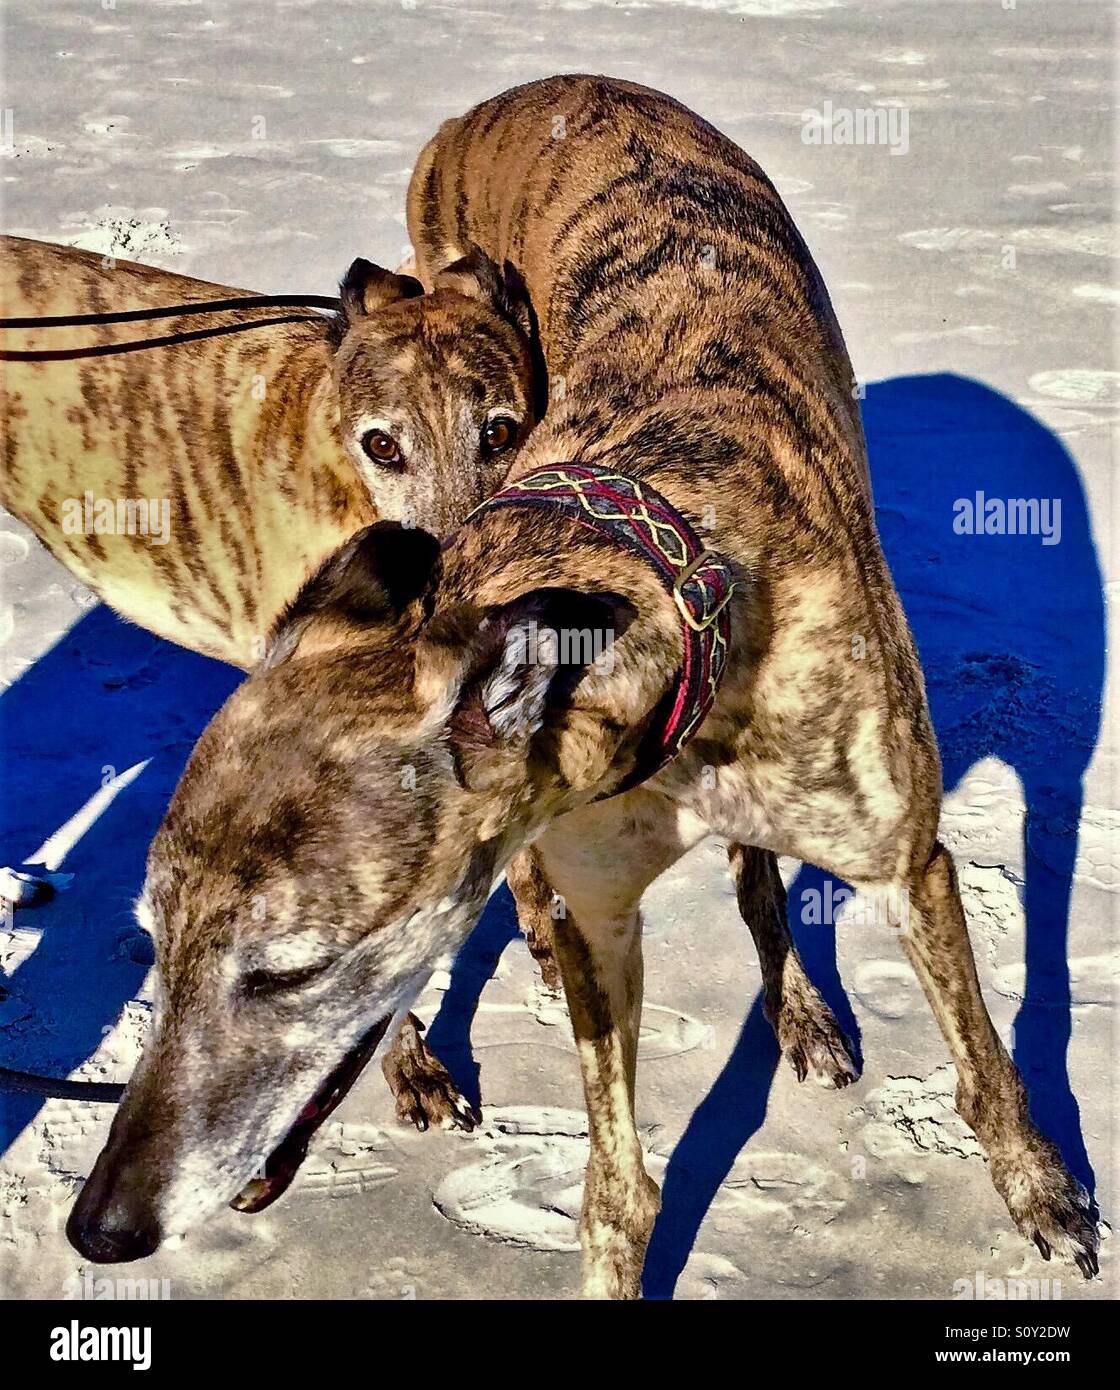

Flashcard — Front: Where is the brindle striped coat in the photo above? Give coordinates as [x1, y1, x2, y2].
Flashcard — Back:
[0, 236, 534, 666]
[397, 77, 1094, 1294]
[66, 78, 1097, 1297]
[0, 233, 536, 1130]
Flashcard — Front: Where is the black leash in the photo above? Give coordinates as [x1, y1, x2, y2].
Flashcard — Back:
[0, 292, 340, 329]
[1, 313, 326, 362]
[0, 292, 342, 363]
[0, 1066, 124, 1102]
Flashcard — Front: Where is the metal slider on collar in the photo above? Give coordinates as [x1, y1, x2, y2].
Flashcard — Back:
[672, 549, 735, 632]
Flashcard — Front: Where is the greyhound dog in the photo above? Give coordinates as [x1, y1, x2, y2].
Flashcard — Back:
[66, 76, 1098, 1297]
[0, 234, 539, 1125]
[1, 235, 536, 665]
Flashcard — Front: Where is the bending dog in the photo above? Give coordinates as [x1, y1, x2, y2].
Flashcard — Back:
[68, 77, 1097, 1296]
[0, 234, 538, 1126]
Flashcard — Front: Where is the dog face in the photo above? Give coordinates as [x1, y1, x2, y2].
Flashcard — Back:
[332, 250, 538, 535]
[67, 526, 630, 1262]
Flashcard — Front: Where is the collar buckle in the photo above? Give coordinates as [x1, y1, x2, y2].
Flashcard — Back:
[672, 549, 735, 632]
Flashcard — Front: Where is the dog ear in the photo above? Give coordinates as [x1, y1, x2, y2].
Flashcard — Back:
[338, 258, 424, 320]
[263, 523, 441, 668]
[416, 588, 634, 788]
[434, 246, 533, 340]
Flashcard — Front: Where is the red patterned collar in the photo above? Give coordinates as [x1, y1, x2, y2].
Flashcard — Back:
[472, 463, 735, 792]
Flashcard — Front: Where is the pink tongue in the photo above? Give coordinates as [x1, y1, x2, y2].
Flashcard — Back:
[229, 1176, 281, 1213]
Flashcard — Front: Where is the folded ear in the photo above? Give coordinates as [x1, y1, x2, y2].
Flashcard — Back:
[338, 257, 424, 320]
[264, 523, 441, 668]
[416, 587, 635, 789]
[433, 246, 533, 340]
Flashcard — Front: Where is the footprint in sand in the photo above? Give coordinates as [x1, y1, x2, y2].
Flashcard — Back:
[472, 993, 711, 1061]
[433, 1108, 589, 1252]
[1028, 369, 1120, 406]
[958, 862, 1024, 965]
[992, 953, 1118, 1007]
[851, 961, 918, 1019]
[1072, 806, 1120, 892]
[0, 532, 29, 568]
[853, 1066, 983, 1163]
[295, 1121, 399, 1200]
[433, 1106, 849, 1271]
[0, 532, 25, 650]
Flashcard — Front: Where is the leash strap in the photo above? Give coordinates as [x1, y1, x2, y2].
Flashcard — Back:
[0, 313, 324, 362]
[0, 1066, 123, 1102]
[0, 293, 340, 330]
[474, 463, 735, 790]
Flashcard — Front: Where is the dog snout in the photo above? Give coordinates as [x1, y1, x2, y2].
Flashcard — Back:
[67, 1152, 162, 1264]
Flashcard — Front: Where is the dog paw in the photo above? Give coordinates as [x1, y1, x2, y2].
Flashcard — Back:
[381, 1023, 480, 1133]
[992, 1138, 1100, 1279]
[776, 997, 859, 1090]
[529, 940, 563, 994]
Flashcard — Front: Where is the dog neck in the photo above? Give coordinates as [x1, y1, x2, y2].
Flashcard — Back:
[437, 491, 687, 809]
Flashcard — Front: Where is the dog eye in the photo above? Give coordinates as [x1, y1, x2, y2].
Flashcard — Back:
[361, 430, 403, 467]
[481, 417, 517, 455]
[241, 964, 330, 998]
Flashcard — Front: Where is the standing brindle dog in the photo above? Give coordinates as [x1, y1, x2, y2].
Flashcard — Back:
[67, 77, 1098, 1297]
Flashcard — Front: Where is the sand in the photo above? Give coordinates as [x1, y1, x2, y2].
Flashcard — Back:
[0, 0, 1114, 1300]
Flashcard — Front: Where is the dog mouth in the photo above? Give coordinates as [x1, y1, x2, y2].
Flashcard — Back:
[228, 1016, 391, 1214]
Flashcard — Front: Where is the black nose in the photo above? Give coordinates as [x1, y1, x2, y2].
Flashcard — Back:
[66, 1188, 161, 1264]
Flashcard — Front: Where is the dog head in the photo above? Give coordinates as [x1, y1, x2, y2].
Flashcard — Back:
[66, 522, 652, 1261]
[331, 249, 539, 535]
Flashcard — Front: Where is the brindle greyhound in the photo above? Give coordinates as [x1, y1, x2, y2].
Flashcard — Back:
[0, 234, 539, 1125]
[0, 235, 538, 663]
[67, 76, 1098, 1297]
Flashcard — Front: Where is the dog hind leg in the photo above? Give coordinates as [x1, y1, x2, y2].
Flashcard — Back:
[900, 841, 1098, 1277]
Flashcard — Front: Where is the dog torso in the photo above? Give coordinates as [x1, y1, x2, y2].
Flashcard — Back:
[1, 237, 372, 666]
[409, 75, 937, 880]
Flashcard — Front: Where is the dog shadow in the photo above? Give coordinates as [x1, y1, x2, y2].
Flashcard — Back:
[641, 373, 1105, 1296]
[0, 606, 240, 1153]
[0, 375, 1104, 1303]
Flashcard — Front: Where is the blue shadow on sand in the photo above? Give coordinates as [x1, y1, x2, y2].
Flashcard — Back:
[642, 374, 1105, 1296]
[0, 608, 240, 1152]
[0, 375, 1105, 1302]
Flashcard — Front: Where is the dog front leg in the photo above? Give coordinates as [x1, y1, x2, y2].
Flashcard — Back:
[533, 791, 701, 1299]
[380, 1014, 481, 1133]
[506, 847, 562, 991]
[550, 900, 659, 1300]
[728, 844, 858, 1088]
